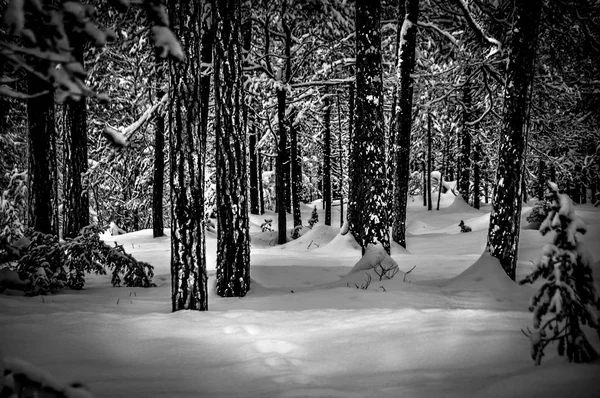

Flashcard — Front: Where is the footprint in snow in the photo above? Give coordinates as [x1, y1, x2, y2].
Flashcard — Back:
[255, 339, 297, 354]
[223, 324, 261, 335]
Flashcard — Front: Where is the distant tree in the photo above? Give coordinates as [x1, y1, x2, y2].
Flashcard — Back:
[168, 1, 208, 311]
[391, 0, 419, 249]
[349, 0, 389, 254]
[323, 94, 332, 226]
[62, 37, 89, 239]
[487, 0, 543, 281]
[152, 72, 165, 238]
[213, 0, 251, 297]
[27, 72, 58, 235]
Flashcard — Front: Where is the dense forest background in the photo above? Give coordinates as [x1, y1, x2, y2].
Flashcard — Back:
[0, 0, 599, 307]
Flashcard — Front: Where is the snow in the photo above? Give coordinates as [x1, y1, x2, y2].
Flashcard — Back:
[1, 196, 600, 397]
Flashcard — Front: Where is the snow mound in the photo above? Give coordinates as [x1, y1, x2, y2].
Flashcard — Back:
[349, 244, 399, 274]
[406, 220, 434, 235]
[440, 251, 520, 294]
[444, 195, 480, 213]
[279, 225, 339, 251]
[319, 231, 362, 254]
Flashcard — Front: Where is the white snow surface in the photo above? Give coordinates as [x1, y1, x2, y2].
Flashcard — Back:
[1, 194, 600, 397]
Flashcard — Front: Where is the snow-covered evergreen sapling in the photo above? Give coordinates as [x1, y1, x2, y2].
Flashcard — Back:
[520, 181, 600, 365]
[308, 206, 319, 228]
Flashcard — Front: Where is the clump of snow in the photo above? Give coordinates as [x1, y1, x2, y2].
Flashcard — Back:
[349, 243, 400, 275]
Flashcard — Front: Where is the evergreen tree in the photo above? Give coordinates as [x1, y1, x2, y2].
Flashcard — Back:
[520, 182, 599, 365]
[349, 0, 390, 255]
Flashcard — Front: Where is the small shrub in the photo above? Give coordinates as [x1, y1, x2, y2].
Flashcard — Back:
[15, 225, 155, 296]
[308, 206, 319, 228]
[526, 200, 551, 225]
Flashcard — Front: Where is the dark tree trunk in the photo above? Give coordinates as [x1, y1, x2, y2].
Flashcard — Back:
[276, 88, 288, 244]
[214, 0, 251, 296]
[537, 158, 545, 201]
[259, 151, 265, 214]
[290, 112, 302, 238]
[346, 82, 354, 222]
[349, 0, 390, 254]
[422, 160, 427, 206]
[63, 42, 89, 239]
[27, 74, 57, 235]
[391, 0, 419, 248]
[460, 68, 472, 205]
[473, 140, 481, 209]
[168, 1, 208, 311]
[427, 113, 432, 211]
[437, 136, 448, 210]
[337, 92, 345, 228]
[249, 130, 260, 214]
[152, 84, 165, 238]
[243, 5, 259, 215]
[487, 0, 542, 281]
[283, 7, 292, 214]
[323, 95, 332, 226]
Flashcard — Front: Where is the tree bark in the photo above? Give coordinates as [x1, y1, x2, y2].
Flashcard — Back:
[259, 151, 265, 214]
[290, 109, 302, 238]
[276, 88, 288, 243]
[323, 94, 332, 226]
[214, 0, 251, 297]
[350, 0, 390, 254]
[459, 67, 472, 205]
[473, 140, 481, 209]
[152, 82, 165, 238]
[391, 0, 419, 248]
[168, 0, 208, 311]
[427, 113, 432, 211]
[27, 74, 57, 235]
[487, 0, 542, 281]
[249, 130, 260, 214]
[63, 41, 89, 239]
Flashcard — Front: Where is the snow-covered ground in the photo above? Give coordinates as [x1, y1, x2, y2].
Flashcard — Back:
[1, 192, 600, 397]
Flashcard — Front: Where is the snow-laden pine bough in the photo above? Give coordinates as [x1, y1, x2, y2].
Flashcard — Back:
[0, 356, 94, 397]
[520, 181, 600, 365]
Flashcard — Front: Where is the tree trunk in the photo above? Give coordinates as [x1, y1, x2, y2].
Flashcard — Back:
[276, 88, 288, 244]
[391, 0, 419, 248]
[537, 158, 545, 201]
[323, 94, 332, 226]
[214, 0, 251, 297]
[290, 111, 302, 238]
[27, 74, 57, 235]
[168, 0, 208, 311]
[460, 67, 472, 205]
[427, 113, 432, 211]
[487, 0, 542, 281]
[350, 0, 390, 254]
[152, 83, 165, 238]
[337, 92, 345, 228]
[473, 140, 481, 209]
[437, 135, 447, 211]
[259, 151, 265, 214]
[63, 41, 89, 239]
[249, 130, 260, 214]
[422, 160, 427, 206]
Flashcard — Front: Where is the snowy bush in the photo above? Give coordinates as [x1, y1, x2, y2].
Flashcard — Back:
[14, 225, 155, 296]
[520, 181, 600, 365]
[0, 356, 94, 397]
[526, 200, 551, 225]
[308, 206, 319, 228]
[0, 168, 28, 244]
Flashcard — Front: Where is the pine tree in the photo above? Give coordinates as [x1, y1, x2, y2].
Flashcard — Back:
[349, 0, 390, 255]
[520, 181, 600, 365]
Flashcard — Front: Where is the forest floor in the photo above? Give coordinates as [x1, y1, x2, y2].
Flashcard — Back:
[1, 191, 600, 397]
